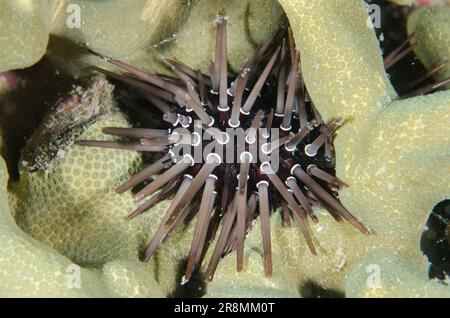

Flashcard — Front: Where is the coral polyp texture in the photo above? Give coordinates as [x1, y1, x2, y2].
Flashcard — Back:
[0, 0, 286, 76]
[78, 14, 370, 282]
[0, 0, 449, 298]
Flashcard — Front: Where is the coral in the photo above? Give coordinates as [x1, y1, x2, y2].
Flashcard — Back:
[12, 77, 148, 265]
[388, 0, 450, 7]
[0, 1, 54, 71]
[77, 13, 372, 286]
[0, 0, 449, 298]
[346, 251, 450, 297]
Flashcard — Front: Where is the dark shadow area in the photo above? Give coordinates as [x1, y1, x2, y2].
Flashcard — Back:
[300, 280, 345, 298]
[420, 199, 450, 281]
[168, 258, 207, 298]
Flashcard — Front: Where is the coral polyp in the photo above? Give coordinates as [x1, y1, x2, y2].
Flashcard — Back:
[78, 11, 370, 282]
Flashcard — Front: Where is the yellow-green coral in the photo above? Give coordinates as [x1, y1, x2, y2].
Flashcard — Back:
[407, 6, 450, 87]
[0, 146, 168, 297]
[0, 0, 53, 71]
[1, 0, 450, 298]
[12, 77, 147, 264]
[9, 76, 196, 296]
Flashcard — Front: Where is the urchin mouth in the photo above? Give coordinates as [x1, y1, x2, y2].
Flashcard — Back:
[77, 10, 370, 282]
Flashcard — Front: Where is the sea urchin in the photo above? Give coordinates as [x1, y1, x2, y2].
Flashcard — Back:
[78, 10, 371, 282]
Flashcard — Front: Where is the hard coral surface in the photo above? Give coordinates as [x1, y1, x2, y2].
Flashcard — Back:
[0, 0, 449, 298]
